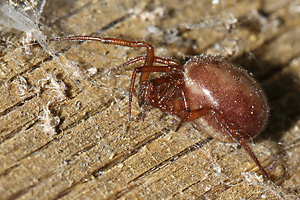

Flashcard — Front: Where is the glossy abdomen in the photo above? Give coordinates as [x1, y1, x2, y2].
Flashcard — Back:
[183, 55, 268, 142]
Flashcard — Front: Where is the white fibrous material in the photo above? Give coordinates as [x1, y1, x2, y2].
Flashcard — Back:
[0, 1, 45, 33]
[39, 102, 60, 136]
[0, 1, 55, 57]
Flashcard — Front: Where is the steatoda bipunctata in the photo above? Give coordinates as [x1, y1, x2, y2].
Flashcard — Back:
[51, 36, 269, 179]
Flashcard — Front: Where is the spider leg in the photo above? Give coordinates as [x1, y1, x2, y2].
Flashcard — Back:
[153, 57, 180, 68]
[211, 111, 270, 180]
[182, 107, 269, 180]
[141, 82, 153, 120]
[51, 36, 181, 81]
[175, 89, 191, 131]
[51, 36, 155, 77]
[108, 56, 146, 74]
[51, 36, 154, 59]
[108, 56, 180, 74]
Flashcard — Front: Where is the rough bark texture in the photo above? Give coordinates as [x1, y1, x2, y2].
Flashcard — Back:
[0, 0, 300, 199]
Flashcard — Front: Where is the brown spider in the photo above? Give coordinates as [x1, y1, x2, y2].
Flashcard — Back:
[51, 36, 269, 179]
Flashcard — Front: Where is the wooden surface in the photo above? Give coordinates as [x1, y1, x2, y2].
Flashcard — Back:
[1, 0, 300, 199]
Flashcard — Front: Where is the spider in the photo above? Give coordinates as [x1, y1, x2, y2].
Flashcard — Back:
[51, 36, 270, 179]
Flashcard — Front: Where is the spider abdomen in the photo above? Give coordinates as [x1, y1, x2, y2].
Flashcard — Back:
[183, 55, 269, 142]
